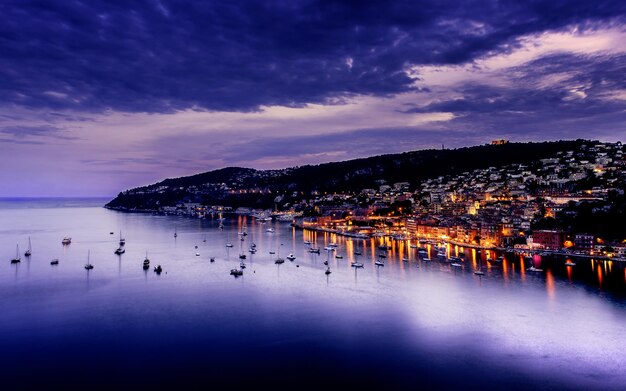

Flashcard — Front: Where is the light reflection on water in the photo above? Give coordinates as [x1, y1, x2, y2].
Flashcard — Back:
[0, 200, 625, 389]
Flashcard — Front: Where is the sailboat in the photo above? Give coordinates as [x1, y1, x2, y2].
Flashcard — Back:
[24, 237, 32, 257]
[202, 234, 207, 243]
[174, 227, 178, 238]
[10, 244, 21, 264]
[119, 231, 126, 246]
[143, 251, 150, 270]
[84, 250, 94, 270]
[274, 244, 285, 264]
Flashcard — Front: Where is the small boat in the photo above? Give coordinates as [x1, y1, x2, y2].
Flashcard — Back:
[114, 247, 125, 255]
[378, 253, 387, 259]
[275, 258, 285, 264]
[564, 261, 576, 266]
[328, 243, 338, 248]
[402, 258, 409, 262]
[375, 260, 384, 267]
[324, 246, 335, 252]
[410, 244, 418, 249]
[10, 244, 21, 264]
[249, 248, 257, 253]
[154, 265, 163, 274]
[251, 243, 257, 248]
[239, 254, 247, 260]
[354, 251, 362, 256]
[240, 261, 246, 269]
[210, 257, 215, 262]
[50, 259, 59, 265]
[269, 251, 276, 255]
[266, 228, 275, 233]
[195, 252, 200, 256]
[286, 254, 296, 261]
[84, 250, 94, 270]
[309, 248, 320, 254]
[62, 236, 72, 245]
[451, 262, 462, 268]
[494, 256, 504, 263]
[24, 237, 32, 257]
[325, 267, 331, 275]
[109, 232, 114, 235]
[422, 257, 431, 262]
[474, 270, 485, 276]
[527, 266, 543, 272]
[195, 245, 198, 249]
[335, 254, 343, 259]
[230, 268, 243, 276]
[351, 262, 364, 268]
[226, 243, 234, 248]
[303, 241, 311, 245]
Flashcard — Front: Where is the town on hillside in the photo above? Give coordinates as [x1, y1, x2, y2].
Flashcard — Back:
[108, 140, 626, 260]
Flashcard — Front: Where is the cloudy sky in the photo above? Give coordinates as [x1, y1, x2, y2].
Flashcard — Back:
[1, 0, 625, 197]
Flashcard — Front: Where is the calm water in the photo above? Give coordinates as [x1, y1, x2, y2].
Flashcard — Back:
[1, 199, 625, 390]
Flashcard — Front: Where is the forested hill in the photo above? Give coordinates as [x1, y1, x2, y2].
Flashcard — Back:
[105, 140, 588, 210]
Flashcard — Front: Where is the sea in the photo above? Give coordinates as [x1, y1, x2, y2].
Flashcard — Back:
[0, 198, 625, 390]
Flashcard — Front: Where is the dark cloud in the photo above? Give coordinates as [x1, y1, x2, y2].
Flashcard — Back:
[0, 0, 624, 113]
[0, 124, 81, 140]
[406, 52, 626, 134]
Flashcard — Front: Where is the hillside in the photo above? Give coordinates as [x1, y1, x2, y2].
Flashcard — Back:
[105, 140, 588, 210]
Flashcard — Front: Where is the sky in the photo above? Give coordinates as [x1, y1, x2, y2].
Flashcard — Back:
[0, 0, 625, 197]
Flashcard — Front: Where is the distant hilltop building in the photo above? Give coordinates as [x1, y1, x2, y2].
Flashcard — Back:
[491, 139, 509, 145]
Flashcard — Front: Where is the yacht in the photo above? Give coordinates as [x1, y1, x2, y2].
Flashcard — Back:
[84, 250, 94, 270]
[10, 244, 21, 264]
[62, 236, 72, 245]
[143, 252, 150, 270]
[24, 237, 32, 257]
[230, 268, 243, 276]
[351, 262, 364, 268]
